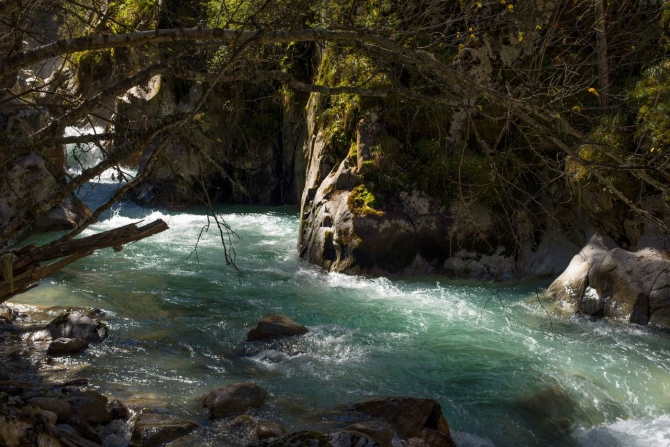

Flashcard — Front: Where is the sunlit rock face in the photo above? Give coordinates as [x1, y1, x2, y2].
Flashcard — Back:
[547, 233, 670, 329]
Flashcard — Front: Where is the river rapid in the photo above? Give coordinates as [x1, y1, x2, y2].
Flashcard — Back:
[10, 135, 670, 447]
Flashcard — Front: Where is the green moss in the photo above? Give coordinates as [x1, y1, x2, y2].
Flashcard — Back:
[348, 185, 384, 217]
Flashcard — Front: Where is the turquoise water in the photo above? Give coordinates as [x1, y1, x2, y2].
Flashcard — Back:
[11, 145, 670, 446]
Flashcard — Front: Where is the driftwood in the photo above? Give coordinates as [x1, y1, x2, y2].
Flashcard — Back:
[0, 219, 168, 303]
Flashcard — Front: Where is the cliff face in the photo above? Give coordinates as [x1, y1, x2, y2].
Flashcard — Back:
[0, 72, 91, 246]
[120, 74, 308, 207]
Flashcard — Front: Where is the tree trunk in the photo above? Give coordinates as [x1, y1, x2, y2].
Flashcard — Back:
[595, 0, 610, 109]
[0, 219, 169, 303]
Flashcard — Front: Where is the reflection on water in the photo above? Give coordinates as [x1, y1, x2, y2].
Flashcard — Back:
[12, 202, 670, 447]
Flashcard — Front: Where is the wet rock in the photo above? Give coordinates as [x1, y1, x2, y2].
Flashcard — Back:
[247, 314, 309, 341]
[0, 303, 16, 322]
[256, 421, 287, 440]
[41, 409, 58, 426]
[66, 396, 111, 425]
[202, 382, 268, 419]
[56, 423, 77, 434]
[47, 337, 88, 356]
[130, 413, 200, 447]
[109, 399, 130, 420]
[352, 397, 454, 447]
[46, 312, 108, 343]
[419, 429, 454, 447]
[227, 414, 257, 429]
[28, 329, 53, 342]
[345, 421, 393, 447]
[329, 431, 380, 447]
[79, 390, 108, 404]
[66, 417, 103, 444]
[28, 397, 71, 423]
[0, 396, 62, 446]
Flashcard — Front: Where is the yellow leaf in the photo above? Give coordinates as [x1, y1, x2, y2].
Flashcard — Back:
[572, 105, 582, 112]
[477, 1, 482, 7]
[535, 24, 542, 31]
[507, 4, 514, 12]
[500, 0, 505, 4]
[651, 147, 656, 153]
[588, 87, 599, 96]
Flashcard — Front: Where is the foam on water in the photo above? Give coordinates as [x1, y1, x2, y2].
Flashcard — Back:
[13, 199, 670, 446]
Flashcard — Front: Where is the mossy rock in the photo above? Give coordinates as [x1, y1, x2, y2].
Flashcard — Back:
[348, 185, 383, 217]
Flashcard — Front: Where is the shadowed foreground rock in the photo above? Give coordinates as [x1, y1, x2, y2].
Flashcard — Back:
[202, 382, 268, 419]
[546, 234, 670, 328]
[353, 397, 455, 447]
[130, 413, 200, 447]
[247, 314, 309, 341]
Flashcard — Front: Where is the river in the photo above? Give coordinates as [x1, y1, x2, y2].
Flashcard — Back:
[10, 135, 670, 446]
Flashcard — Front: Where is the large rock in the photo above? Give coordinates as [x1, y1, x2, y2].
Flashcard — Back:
[130, 413, 199, 447]
[108, 399, 130, 420]
[546, 234, 670, 328]
[352, 397, 455, 447]
[27, 397, 71, 423]
[47, 337, 88, 356]
[247, 314, 309, 341]
[65, 396, 111, 425]
[46, 312, 108, 343]
[202, 382, 268, 419]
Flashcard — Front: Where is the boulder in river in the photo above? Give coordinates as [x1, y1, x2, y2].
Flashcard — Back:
[352, 397, 455, 447]
[130, 413, 200, 447]
[46, 312, 108, 343]
[47, 337, 88, 356]
[247, 314, 309, 341]
[546, 234, 670, 328]
[202, 382, 268, 419]
[108, 399, 130, 420]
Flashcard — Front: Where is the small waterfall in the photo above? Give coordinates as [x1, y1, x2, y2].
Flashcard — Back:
[64, 126, 137, 184]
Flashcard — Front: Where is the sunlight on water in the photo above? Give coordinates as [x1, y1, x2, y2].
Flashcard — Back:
[12, 193, 670, 446]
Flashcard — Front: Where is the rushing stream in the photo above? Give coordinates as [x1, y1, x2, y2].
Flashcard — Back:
[9, 136, 670, 447]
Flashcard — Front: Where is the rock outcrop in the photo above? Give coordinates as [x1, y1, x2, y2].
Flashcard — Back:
[546, 234, 670, 328]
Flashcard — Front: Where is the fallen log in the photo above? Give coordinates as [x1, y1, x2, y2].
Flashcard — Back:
[0, 219, 169, 303]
